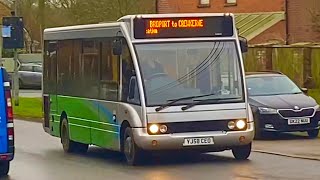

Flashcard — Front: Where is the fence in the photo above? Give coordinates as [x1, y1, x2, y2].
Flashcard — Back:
[244, 44, 320, 89]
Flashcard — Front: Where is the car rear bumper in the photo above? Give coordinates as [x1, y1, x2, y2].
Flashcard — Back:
[132, 122, 254, 151]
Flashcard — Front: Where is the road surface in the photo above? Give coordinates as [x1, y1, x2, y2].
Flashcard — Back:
[4, 120, 320, 180]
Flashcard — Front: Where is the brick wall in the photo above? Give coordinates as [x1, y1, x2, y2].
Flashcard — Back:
[250, 21, 286, 44]
[287, 0, 320, 43]
[157, 0, 285, 14]
[157, 0, 286, 44]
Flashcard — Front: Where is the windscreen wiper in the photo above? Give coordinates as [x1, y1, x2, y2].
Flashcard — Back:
[155, 93, 217, 112]
[181, 97, 242, 111]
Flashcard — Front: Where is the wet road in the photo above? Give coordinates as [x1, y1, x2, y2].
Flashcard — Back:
[3, 120, 320, 180]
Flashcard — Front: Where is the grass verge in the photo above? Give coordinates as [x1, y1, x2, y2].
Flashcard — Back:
[13, 97, 43, 122]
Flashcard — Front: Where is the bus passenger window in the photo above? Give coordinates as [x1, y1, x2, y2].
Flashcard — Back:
[82, 40, 100, 99]
[100, 39, 119, 101]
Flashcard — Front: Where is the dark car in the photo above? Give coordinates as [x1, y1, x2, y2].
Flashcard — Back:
[246, 71, 320, 139]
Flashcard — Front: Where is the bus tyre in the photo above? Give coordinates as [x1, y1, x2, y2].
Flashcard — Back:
[307, 129, 319, 139]
[232, 143, 252, 160]
[60, 118, 88, 153]
[0, 161, 9, 176]
[123, 127, 144, 166]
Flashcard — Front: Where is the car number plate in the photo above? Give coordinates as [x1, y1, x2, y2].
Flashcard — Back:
[183, 137, 214, 146]
[288, 118, 310, 125]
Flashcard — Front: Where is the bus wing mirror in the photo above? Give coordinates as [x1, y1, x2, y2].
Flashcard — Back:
[128, 76, 137, 100]
[239, 37, 248, 53]
[112, 39, 122, 55]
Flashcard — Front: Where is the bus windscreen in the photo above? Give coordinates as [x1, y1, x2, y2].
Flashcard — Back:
[133, 16, 234, 39]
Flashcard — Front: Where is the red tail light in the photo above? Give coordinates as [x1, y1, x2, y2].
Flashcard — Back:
[5, 90, 13, 122]
[4, 86, 14, 144]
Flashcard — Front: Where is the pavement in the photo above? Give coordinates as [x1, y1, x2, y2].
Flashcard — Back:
[253, 133, 320, 161]
[18, 89, 42, 98]
[3, 120, 320, 180]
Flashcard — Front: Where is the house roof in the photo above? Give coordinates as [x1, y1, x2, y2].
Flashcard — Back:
[235, 11, 285, 41]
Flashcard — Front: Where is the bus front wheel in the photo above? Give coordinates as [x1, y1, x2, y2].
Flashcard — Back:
[232, 143, 252, 160]
[60, 118, 88, 153]
[123, 127, 145, 166]
[0, 161, 9, 176]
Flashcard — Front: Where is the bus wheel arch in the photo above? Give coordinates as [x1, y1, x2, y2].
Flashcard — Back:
[59, 112, 88, 154]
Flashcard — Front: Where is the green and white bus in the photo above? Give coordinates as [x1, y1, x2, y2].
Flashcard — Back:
[42, 13, 254, 165]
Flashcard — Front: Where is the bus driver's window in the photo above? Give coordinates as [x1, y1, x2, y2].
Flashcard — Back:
[121, 41, 140, 104]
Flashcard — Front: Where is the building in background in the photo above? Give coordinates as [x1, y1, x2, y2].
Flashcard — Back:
[156, 0, 320, 45]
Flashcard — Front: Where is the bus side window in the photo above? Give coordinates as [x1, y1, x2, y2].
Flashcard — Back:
[121, 40, 140, 105]
[100, 38, 120, 101]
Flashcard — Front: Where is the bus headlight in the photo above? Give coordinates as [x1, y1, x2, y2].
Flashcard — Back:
[236, 120, 246, 130]
[228, 121, 236, 130]
[149, 124, 159, 134]
[159, 125, 168, 133]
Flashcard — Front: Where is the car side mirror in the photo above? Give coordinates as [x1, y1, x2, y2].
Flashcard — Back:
[112, 38, 122, 55]
[128, 76, 137, 100]
[239, 36, 248, 53]
[301, 88, 308, 94]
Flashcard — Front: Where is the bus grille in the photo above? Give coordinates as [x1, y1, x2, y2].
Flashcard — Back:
[165, 120, 232, 134]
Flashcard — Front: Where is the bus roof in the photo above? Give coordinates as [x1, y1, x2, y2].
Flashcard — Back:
[43, 22, 124, 40]
[44, 13, 236, 41]
[44, 22, 121, 33]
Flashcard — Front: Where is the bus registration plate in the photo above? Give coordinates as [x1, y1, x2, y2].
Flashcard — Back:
[183, 137, 214, 146]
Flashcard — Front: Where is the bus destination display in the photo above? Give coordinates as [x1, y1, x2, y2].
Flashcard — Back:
[134, 16, 234, 39]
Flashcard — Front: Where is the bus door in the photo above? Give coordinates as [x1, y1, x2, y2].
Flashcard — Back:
[43, 41, 58, 132]
[0, 68, 8, 153]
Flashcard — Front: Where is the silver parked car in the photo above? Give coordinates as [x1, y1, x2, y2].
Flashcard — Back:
[18, 63, 42, 89]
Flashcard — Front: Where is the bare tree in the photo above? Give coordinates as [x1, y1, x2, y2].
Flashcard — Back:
[8, 0, 156, 50]
[45, 0, 156, 25]
[310, 9, 320, 34]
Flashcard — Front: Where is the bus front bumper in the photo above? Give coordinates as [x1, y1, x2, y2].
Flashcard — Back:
[132, 122, 254, 151]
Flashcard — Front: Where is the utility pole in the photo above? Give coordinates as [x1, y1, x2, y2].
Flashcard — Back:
[12, 0, 20, 106]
